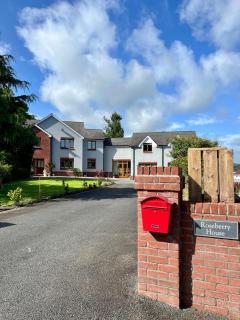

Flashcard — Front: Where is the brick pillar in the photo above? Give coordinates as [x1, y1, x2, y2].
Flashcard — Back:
[181, 202, 240, 320]
[135, 166, 183, 308]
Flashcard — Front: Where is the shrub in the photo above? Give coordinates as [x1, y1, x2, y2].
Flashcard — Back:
[98, 179, 102, 187]
[73, 168, 82, 178]
[0, 162, 12, 189]
[7, 187, 23, 205]
[83, 181, 88, 188]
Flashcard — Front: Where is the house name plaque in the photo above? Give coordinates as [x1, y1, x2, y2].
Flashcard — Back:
[193, 219, 239, 240]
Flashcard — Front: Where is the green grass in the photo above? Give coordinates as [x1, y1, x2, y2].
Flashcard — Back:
[0, 178, 108, 206]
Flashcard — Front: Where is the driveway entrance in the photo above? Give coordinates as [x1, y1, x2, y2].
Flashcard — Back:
[0, 183, 223, 320]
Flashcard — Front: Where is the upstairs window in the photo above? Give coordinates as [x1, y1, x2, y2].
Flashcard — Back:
[60, 158, 74, 169]
[88, 141, 96, 150]
[143, 143, 152, 153]
[60, 138, 74, 149]
[34, 137, 41, 149]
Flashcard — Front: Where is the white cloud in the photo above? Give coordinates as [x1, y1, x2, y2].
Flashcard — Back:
[166, 122, 185, 131]
[127, 19, 216, 111]
[180, 0, 240, 50]
[17, 0, 240, 132]
[219, 134, 240, 162]
[187, 115, 218, 126]
[201, 50, 240, 86]
[0, 41, 11, 54]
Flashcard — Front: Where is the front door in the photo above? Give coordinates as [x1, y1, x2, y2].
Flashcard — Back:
[113, 160, 131, 178]
[32, 159, 44, 175]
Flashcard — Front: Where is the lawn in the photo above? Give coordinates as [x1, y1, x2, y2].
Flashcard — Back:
[0, 178, 108, 206]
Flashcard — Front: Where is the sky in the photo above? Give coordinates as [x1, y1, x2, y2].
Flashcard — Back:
[0, 0, 240, 161]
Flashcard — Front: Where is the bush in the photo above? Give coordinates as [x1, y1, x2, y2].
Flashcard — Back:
[98, 179, 103, 187]
[73, 168, 82, 178]
[7, 187, 23, 205]
[0, 162, 12, 188]
[83, 181, 88, 188]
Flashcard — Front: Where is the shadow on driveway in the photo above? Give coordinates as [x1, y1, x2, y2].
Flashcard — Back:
[52, 185, 136, 202]
[0, 222, 16, 229]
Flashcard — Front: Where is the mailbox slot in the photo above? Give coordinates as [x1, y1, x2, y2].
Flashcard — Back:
[141, 196, 172, 233]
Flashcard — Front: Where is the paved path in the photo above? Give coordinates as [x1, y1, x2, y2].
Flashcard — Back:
[0, 184, 224, 320]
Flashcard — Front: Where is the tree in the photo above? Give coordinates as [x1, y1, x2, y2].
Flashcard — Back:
[104, 112, 124, 138]
[0, 54, 37, 179]
[169, 136, 218, 176]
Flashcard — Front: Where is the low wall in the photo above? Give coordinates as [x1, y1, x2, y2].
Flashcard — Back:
[135, 167, 240, 320]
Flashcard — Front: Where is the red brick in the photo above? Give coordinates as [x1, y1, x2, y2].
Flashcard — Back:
[143, 166, 150, 175]
[195, 203, 203, 213]
[164, 167, 171, 175]
[202, 203, 211, 213]
[204, 306, 229, 317]
[228, 204, 236, 216]
[138, 248, 158, 256]
[147, 284, 168, 295]
[138, 267, 147, 276]
[138, 254, 147, 262]
[150, 166, 157, 175]
[158, 264, 178, 273]
[193, 280, 216, 291]
[138, 283, 147, 291]
[139, 261, 158, 270]
[157, 294, 179, 307]
[138, 276, 158, 285]
[218, 203, 227, 215]
[171, 167, 180, 175]
[147, 270, 169, 280]
[159, 176, 179, 183]
[205, 275, 229, 285]
[32, 127, 51, 174]
[157, 167, 164, 175]
[210, 203, 219, 214]
[148, 256, 168, 264]
[216, 269, 240, 278]
[139, 290, 157, 300]
[216, 284, 240, 294]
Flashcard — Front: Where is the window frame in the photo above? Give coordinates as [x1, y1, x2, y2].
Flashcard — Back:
[87, 140, 96, 151]
[60, 137, 74, 149]
[143, 143, 153, 153]
[138, 162, 157, 167]
[87, 158, 96, 169]
[60, 158, 74, 170]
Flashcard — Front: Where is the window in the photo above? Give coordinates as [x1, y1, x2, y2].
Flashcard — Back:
[34, 137, 41, 149]
[88, 141, 96, 150]
[60, 138, 74, 149]
[87, 159, 96, 169]
[138, 162, 157, 168]
[143, 143, 152, 153]
[33, 159, 44, 168]
[60, 158, 74, 170]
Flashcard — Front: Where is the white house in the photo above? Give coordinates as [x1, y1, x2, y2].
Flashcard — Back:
[32, 114, 196, 178]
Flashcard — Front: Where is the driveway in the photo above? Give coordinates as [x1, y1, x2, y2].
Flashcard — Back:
[0, 183, 224, 320]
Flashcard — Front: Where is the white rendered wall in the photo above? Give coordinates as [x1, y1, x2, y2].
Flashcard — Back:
[83, 140, 104, 172]
[38, 116, 83, 171]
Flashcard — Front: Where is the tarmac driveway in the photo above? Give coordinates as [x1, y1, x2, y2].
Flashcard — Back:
[0, 183, 224, 320]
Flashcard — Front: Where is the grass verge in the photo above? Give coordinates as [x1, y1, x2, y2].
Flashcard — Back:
[0, 178, 112, 207]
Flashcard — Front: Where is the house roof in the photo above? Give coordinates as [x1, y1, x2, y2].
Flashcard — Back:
[104, 137, 132, 146]
[131, 131, 196, 147]
[64, 121, 105, 139]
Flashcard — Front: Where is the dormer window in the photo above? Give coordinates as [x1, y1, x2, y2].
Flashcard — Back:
[143, 143, 152, 153]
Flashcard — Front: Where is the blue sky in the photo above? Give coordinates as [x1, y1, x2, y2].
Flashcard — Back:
[1, 0, 240, 160]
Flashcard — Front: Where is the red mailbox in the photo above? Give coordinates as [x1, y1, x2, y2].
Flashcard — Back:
[141, 196, 172, 233]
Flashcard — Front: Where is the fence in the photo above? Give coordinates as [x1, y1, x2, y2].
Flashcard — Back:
[188, 148, 234, 202]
